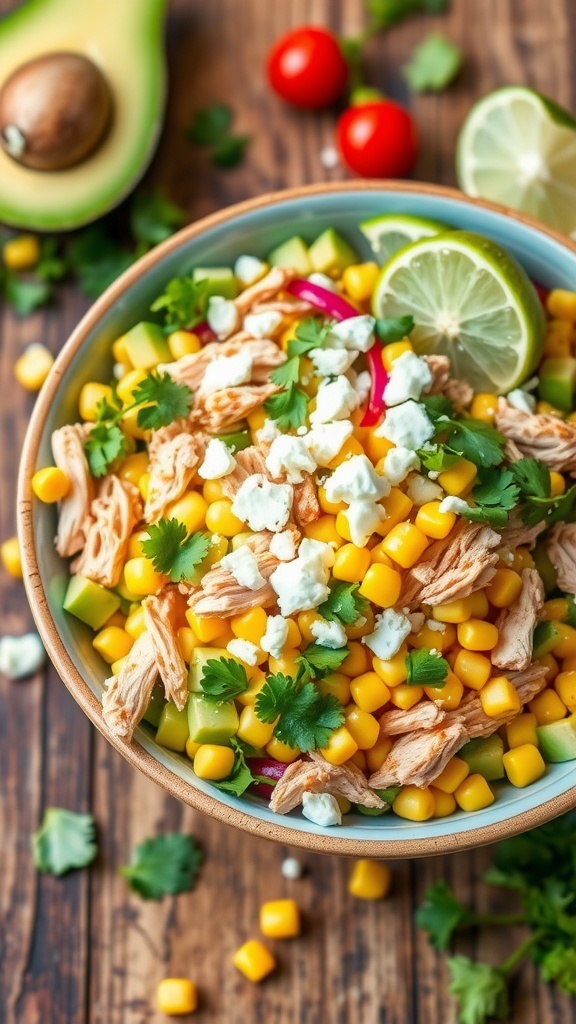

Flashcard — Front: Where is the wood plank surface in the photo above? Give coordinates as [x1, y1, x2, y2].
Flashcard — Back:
[1, 1, 575, 1022]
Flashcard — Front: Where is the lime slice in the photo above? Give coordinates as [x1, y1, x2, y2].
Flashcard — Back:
[372, 230, 545, 393]
[457, 86, 576, 236]
[359, 212, 450, 264]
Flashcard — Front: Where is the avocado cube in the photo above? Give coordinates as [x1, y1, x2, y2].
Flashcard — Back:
[537, 715, 576, 762]
[123, 321, 170, 369]
[538, 356, 576, 412]
[192, 267, 238, 300]
[308, 228, 358, 275]
[187, 693, 238, 744]
[533, 620, 560, 659]
[532, 542, 558, 595]
[459, 734, 505, 781]
[63, 575, 121, 630]
[142, 684, 166, 727]
[188, 647, 230, 692]
[155, 702, 189, 751]
[217, 428, 252, 453]
[268, 236, 312, 275]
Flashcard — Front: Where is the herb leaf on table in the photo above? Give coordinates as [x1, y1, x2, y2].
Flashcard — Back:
[32, 808, 98, 876]
[120, 833, 203, 900]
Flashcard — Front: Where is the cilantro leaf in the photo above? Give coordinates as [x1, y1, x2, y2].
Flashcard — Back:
[264, 384, 308, 430]
[447, 957, 509, 1024]
[150, 276, 208, 329]
[418, 444, 459, 473]
[84, 421, 128, 477]
[4, 273, 52, 314]
[287, 317, 331, 357]
[212, 738, 256, 797]
[297, 643, 349, 680]
[132, 372, 193, 429]
[446, 418, 506, 469]
[188, 104, 233, 144]
[318, 581, 369, 626]
[462, 504, 510, 528]
[35, 238, 68, 282]
[120, 833, 202, 900]
[415, 880, 469, 949]
[404, 33, 462, 92]
[540, 944, 576, 994]
[420, 394, 455, 423]
[212, 134, 251, 169]
[199, 658, 249, 703]
[270, 356, 301, 388]
[511, 457, 551, 500]
[461, 467, 519, 527]
[130, 188, 186, 248]
[405, 649, 449, 687]
[32, 807, 97, 875]
[375, 315, 415, 344]
[142, 519, 210, 582]
[67, 225, 135, 298]
[255, 672, 344, 751]
[255, 673, 300, 723]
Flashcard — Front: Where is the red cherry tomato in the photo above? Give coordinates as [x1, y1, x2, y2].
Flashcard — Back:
[336, 101, 418, 178]
[267, 26, 348, 109]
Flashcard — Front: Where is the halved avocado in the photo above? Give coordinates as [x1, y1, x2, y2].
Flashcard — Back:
[0, 0, 167, 230]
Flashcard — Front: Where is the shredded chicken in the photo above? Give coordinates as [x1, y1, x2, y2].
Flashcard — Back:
[547, 522, 576, 595]
[495, 399, 576, 473]
[188, 549, 279, 617]
[292, 474, 321, 527]
[455, 664, 548, 739]
[201, 383, 280, 433]
[500, 510, 546, 551]
[220, 446, 271, 499]
[270, 751, 386, 814]
[143, 590, 188, 711]
[424, 354, 451, 393]
[147, 418, 196, 461]
[72, 475, 142, 587]
[160, 337, 286, 391]
[52, 423, 95, 557]
[102, 632, 158, 740]
[492, 568, 544, 671]
[401, 520, 500, 606]
[369, 720, 468, 790]
[145, 432, 204, 523]
[249, 298, 315, 317]
[444, 377, 474, 410]
[379, 701, 446, 736]
[234, 266, 295, 317]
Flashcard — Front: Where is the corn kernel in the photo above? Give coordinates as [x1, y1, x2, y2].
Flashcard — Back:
[554, 670, 576, 709]
[432, 596, 476, 624]
[318, 485, 346, 515]
[382, 340, 413, 371]
[348, 751, 367, 773]
[231, 607, 267, 646]
[432, 756, 470, 794]
[110, 657, 126, 676]
[348, 859, 391, 900]
[260, 899, 301, 938]
[93, 626, 134, 665]
[237, 705, 275, 747]
[156, 978, 198, 1015]
[537, 653, 559, 681]
[346, 607, 375, 640]
[453, 650, 491, 691]
[377, 488, 414, 537]
[316, 672, 351, 706]
[328, 436, 365, 469]
[166, 491, 208, 535]
[116, 368, 147, 404]
[470, 393, 498, 423]
[31, 466, 70, 502]
[551, 621, 576, 658]
[333, 543, 371, 583]
[268, 648, 301, 677]
[415, 501, 456, 540]
[454, 774, 494, 811]
[350, 672, 391, 714]
[320, 725, 358, 766]
[3, 233, 40, 270]
[388, 683, 423, 710]
[78, 381, 113, 422]
[340, 641, 369, 677]
[364, 431, 394, 464]
[393, 785, 435, 821]
[543, 323, 572, 357]
[373, 645, 408, 688]
[480, 676, 521, 718]
[542, 597, 569, 622]
[365, 735, 394, 772]
[138, 472, 150, 500]
[345, 705, 380, 749]
[536, 401, 564, 417]
[176, 627, 197, 663]
[509, 546, 535, 573]
[303, 513, 343, 548]
[124, 605, 146, 639]
[124, 557, 166, 596]
[381, 522, 428, 568]
[14, 342, 54, 391]
[342, 262, 380, 302]
[528, 688, 567, 725]
[486, 568, 523, 608]
[369, 542, 394, 567]
[503, 743, 546, 788]
[185, 609, 227, 643]
[120, 406, 150, 441]
[185, 738, 201, 760]
[194, 744, 235, 780]
[438, 458, 477, 497]
[102, 610, 126, 630]
[458, 619, 499, 652]
[265, 736, 300, 763]
[506, 713, 538, 749]
[425, 671, 463, 710]
[431, 787, 457, 818]
[546, 288, 576, 321]
[549, 472, 566, 498]
[358, 562, 403, 607]
[237, 669, 267, 707]
[118, 452, 149, 488]
[233, 940, 275, 982]
[168, 330, 202, 360]
[205, 499, 244, 536]
[411, 622, 457, 653]
[1, 536, 22, 578]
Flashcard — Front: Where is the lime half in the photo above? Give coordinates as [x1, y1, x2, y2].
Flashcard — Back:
[372, 230, 545, 393]
[359, 212, 450, 265]
[457, 86, 576, 236]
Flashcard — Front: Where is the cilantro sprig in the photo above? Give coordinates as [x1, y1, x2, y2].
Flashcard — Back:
[511, 457, 576, 527]
[405, 649, 449, 687]
[264, 384, 308, 431]
[318, 581, 369, 626]
[375, 314, 415, 344]
[199, 657, 249, 703]
[150, 276, 209, 330]
[255, 672, 344, 752]
[120, 833, 202, 900]
[296, 643, 349, 680]
[403, 32, 462, 93]
[32, 807, 97, 875]
[188, 103, 250, 169]
[422, 396, 507, 469]
[267, 318, 329, 429]
[212, 738, 257, 797]
[462, 466, 519, 528]
[142, 519, 210, 583]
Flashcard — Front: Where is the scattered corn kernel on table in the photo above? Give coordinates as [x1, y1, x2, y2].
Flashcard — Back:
[2, 0, 576, 1021]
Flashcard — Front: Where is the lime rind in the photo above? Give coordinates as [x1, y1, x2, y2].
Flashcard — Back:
[359, 212, 450, 264]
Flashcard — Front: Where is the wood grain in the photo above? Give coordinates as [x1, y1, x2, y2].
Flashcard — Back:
[1, 0, 575, 1021]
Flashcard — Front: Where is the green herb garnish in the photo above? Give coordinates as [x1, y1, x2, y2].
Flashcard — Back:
[255, 672, 344, 752]
[32, 808, 97, 875]
[142, 519, 210, 582]
[188, 103, 250, 169]
[375, 314, 415, 344]
[150, 276, 209, 330]
[297, 643, 349, 680]
[403, 33, 462, 92]
[199, 657, 249, 703]
[264, 384, 308, 431]
[405, 649, 449, 687]
[120, 833, 202, 900]
[318, 581, 369, 626]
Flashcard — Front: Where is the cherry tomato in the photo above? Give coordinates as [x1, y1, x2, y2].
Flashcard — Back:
[336, 101, 418, 178]
[267, 26, 348, 109]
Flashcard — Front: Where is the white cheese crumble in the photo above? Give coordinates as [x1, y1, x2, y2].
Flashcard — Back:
[383, 350, 433, 407]
[310, 617, 347, 649]
[206, 295, 238, 337]
[308, 347, 358, 377]
[265, 435, 317, 484]
[234, 254, 267, 288]
[506, 387, 537, 414]
[326, 314, 375, 352]
[439, 495, 469, 515]
[324, 454, 390, 505]
[221, 546, 267, 590]
[200, 351, 253, 394]
[269, 530, 298, 561]
[260, 615, 289, 660]
[198, 438, 237, 480]
[345, 499, 387, 547]
[310, 375, 360, 424]
[427, 618, 447, 633]
[256, 418, 281, 444]
[352, 369, 371, 405]
[362, 609, 412, 661]
[405, 473, 444, 506]
[409, 612, 426, 634]
[243, 309, 283, 338]
[383, 447, 421, 486]
[227, 638, 259, 666]
[232, 475, 293, 533]
[0, 633, 45, 679]
[375, 400, 435, 449]
[304, 420, 353, 467]
[269, 539, 334, 616]
[308, 272, 337, 292]
[301, 792, 342, 827]
[281, 856, 304, 879]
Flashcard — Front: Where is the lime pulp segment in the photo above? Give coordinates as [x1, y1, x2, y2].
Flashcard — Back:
[359, 212, 450, 265]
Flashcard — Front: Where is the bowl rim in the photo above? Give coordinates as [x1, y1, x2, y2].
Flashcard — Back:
[18, 178, 576, 858]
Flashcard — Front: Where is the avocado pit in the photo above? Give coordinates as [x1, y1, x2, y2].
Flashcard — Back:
[0, 52, 112, 171]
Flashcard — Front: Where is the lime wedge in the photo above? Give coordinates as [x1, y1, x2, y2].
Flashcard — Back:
[372, 230, 545, 393]
[457, 86, 576, 236]
[359, 212, 450, 264]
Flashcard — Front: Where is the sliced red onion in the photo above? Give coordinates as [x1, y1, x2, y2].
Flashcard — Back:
[247, 757, 288, 799]
[286, 278, 359, 322]
[532, 281, 548, 306]
[187, 320, 216, 344]
[360, 341, 389, 427]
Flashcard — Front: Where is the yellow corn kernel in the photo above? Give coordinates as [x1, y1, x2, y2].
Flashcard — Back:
[393, 785, 435, 821]
[546, 288, 576, 321]
[454, 774, 494, 812]
[111, 334, 129, 364]
[185, 739, 201, 761]
[205, 499, 244, 537]
[233, 939, 275, 983]
[432, 596, 476, 624]
[369, 542, 394, 567]
[31, 466, 70, 502]
[537, 653, 559, 681]
[3, 233, 40, 270]
[509, 546, 535, 573]
[334, 511, 354, 543]
[469, 393, 498, 423]
[358, 562, 403, 607]
[344, 707, 380, 750]
[320, 725, 358, 766]
[110, 657, 126, 676]
[506, 712, 538, 749]
[549, 472, 566, 498]
[543, 324, 572, 357]
[166, 491, 208, 535]
[118, 452, 149, 488]
[124, 557, 166, 596]
[453, 649, 491, 691]
[381, 522, 428, 568]
[327, 436, 365, 470]
[236, 669, 266, 707]
[317, 486, 346, 515]
[411, 622, 457, 653]
[431, 787, 457, 818]
[303, 514, 343, 548]
[268, 648, 300, 678]
[425, 671, 463, 710]
[231, 607, 267, 646]
[480, 676, 521, 718]
[348, 750, 367, 773]
[103, 610, 127, 630]
[345, 607, 375, 640]
[486, 568, 523, 608]
[93, 626, 134, 665]
[382, 339, 413, 371]
[348, 859, 391, 900]
[341, 641, 369, 677]
[365, 735, 393, 773]
[127, 529, 149, 559]
[503, 743, 546, 788]
[432, 756, 470, 794]
[364, 431, 394, 464]
[156, 977, 198, 1015]
[185, 609, 226, 643]
[377, 488, 414, 537]
[237, 705, 275, 747]
[316, 672, 351, 706]
[350, 672, 391, 714]
[281, 618, 300, 649]
[562, 656, 576, 671]
[14, 343, 54, 391]
[260, 898, 301, 939]
[458, 619, 499, 652]
[438, 458, 477, 497]
[342, 262, 380, 303]
[78, 382, 113, 422]
[138, 472, 150, 500]
[542, 598, 569, 622]
[120, 406, 149, 441]
[536, 400, 564, 417]
[176, 627, 197, 663]
[124, 605, 146, 639]
[194, 744, 235, 781]
[373, 645, 408, 688]
[389, 683, 423, 710]
[116, 368, 147, 404]
[551, 621, 576, 659]
[554, 670, 576, 709]
[415, 502, 456, 541]
[295, 610, 321, 645]
[202, 479, 225, 504]
[265, 736, 300, 763]
[528, 688, 567, 725]
[168, 330, 202, 360]
[1, 536, 22, 578]
[332, 543, 371, 583]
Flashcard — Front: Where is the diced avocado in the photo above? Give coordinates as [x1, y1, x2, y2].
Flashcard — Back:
[192, 267, 238, 300]
[142, 684, 166, 727]
[187, 693, 238, 744]
[533, 620, 560, 658]
[537, 714, 576, 762]
[188, 647, 230, 692]
[268, 235, 312, 275]
[123, 321, 170, 369]
[356, 804, 389, 816]
[63, 575, 121, 630]
[217, 429, 252, 453]
[308, 228, 358, 275]
[538, 357, 576, 412]
[155, 702, 189, 751]
[459, 734, 505, 781]
[532, 542, 558, 595]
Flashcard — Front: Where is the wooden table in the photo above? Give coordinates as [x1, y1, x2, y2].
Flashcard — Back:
[2, 1, 576, 1021]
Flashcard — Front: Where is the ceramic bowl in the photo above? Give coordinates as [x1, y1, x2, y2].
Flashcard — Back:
[18, 181, 576, 857]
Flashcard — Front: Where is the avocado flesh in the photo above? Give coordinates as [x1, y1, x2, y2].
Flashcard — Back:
[188, 647, 230, 692]
[538, 357, 576, 412]
[63, 574, 121, 630]
[532, 620, 560, 658]
[537, 715, 576, 762]
[155, 702, 189, 751]
[187, 693, 238, 745]
[308, 228, 358, 274]
[142, 683, 166, 727]
[459, 734, 505, 781]
[123, 321, 170, 369]
[268, 236, 312, 275]
[0, 0, 167, 230]
[192, 267, 238, 300]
